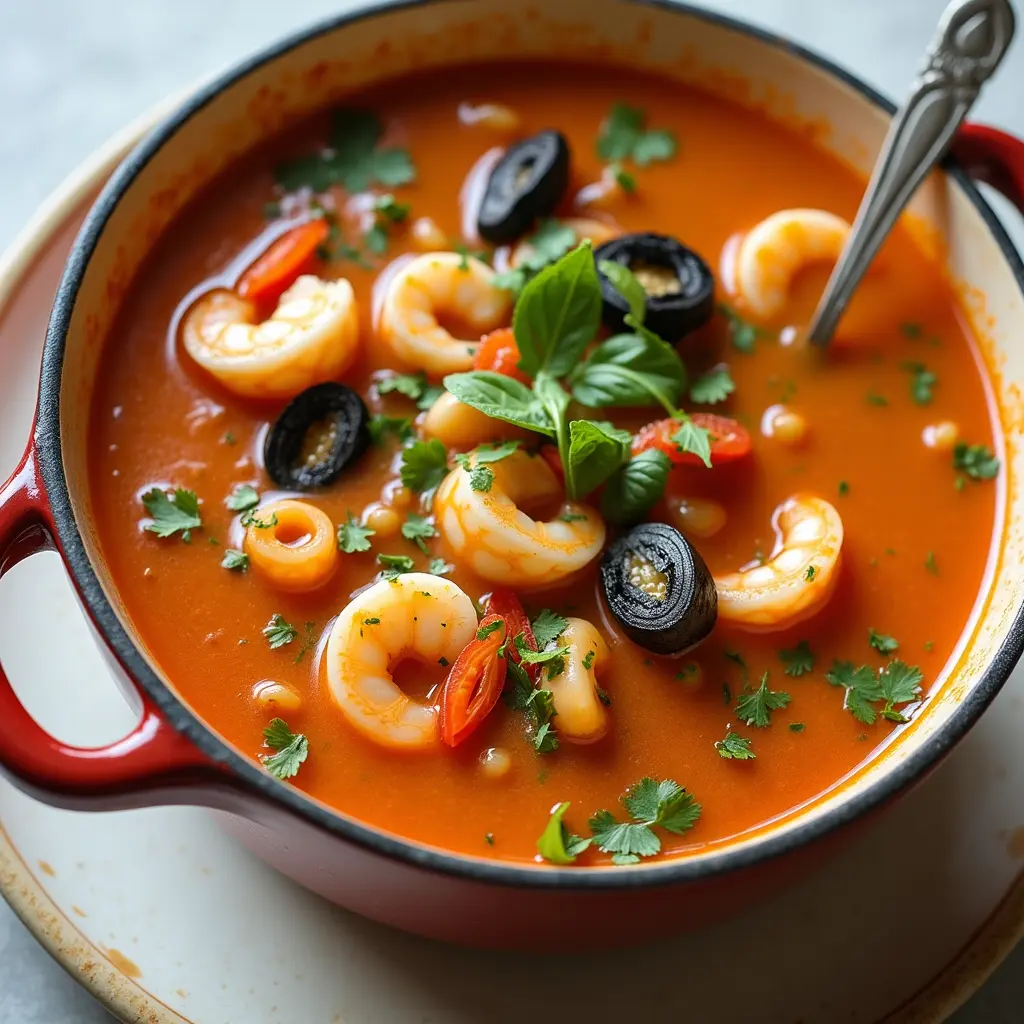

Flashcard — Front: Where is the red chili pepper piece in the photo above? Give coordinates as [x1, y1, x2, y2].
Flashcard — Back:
[236, 219, 330, 307]
[440, 614, 508, 747]
[486, 589, 539, 684]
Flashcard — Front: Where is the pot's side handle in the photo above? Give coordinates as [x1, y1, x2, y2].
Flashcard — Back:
[0, 447, 223, 810]
[955, 123, 1024, 212]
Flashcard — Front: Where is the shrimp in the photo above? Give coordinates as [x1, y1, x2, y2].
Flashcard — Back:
[733, 209, 851, 319]
[509, 217, 620, 269]
[325, 572, 477, 751]
[434, 449, 605, 588]
[182, 275, 359, 400]
[715, 494, 843, 632]
[377, 252, 511, 376]
[545, 618, 610, 744]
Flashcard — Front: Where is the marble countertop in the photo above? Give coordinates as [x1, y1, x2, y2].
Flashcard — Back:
[1, 0, 1023, 1020]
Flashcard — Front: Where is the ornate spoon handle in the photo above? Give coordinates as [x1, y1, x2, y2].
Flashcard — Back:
[808, 0, 1015, 346]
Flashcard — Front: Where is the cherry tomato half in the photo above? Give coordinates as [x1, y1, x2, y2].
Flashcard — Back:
[632, 413, 752, 467]
[440, 614, 508, 747]
[473, 327, 532, 384]
[236, 219, 329, 308]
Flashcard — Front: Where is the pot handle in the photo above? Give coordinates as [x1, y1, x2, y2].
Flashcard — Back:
[0, 447, 222, 810]
[955, 123, 1024, 213]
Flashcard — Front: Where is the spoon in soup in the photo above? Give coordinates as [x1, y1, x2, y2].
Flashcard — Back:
[807, 0, 1015, 345]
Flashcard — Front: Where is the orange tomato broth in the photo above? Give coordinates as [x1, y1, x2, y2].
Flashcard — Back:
[87, 61, 997, 864]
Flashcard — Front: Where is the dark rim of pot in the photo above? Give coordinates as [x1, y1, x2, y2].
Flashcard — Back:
[35, 0, 1024, 891]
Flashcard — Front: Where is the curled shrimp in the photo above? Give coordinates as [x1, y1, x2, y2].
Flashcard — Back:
[545, 618, 610, 744]
[434, 449, 605, 588]
[715, 494, 844, 632]
[182, 275, 359, 400]
[377, 252, 511, 376]
[508, 217, 620, 269]
[325, 572, 477, 751]
[733, 209, 851, 319]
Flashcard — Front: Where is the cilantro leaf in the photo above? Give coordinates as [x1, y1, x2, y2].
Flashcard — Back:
[902, 361, 936, 405]
[715, 731, 756, 760]
[368, 414, 413, 444]
[401, 513, 436, 552]
[225, 484, 259, 512]
[275, 109, 416, 194]
[263, 614, 298, 650]
[142, 488, 202, 540]
[261, 718, 308, 780]
[536, 801, 591, 864]
[400, 439, 449, 492]
[337, 513, 375, 554]
[588, 810, 662, 858]
[516, 637, 570, 679]
[504, 659, 560, 753]
[374, 193, 410, 223]
[953, 442, 999, 480]
[378, 372, 429, 401]
[689, 365, 735, 405]
[670, 415, 712, 469]
[734, 672, 791, 728]
[221, 548, 249, 572]
[826, 659, 883, 725]
[492, 219, 578, 294]
[588, 776, 701, 861]
[428, 557, 453, 576]
[596, 103, 678, 166]
[879, 660, 923, 706]
[532, 609, 569, 649]
[377, 553, 415, 579]
[779, 640, 814, 677]
[718, 304, 760, 353]
[868, 628, 899, 654]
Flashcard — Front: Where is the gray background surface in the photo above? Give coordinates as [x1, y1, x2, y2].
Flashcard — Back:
[0, 1, 1022, 1020]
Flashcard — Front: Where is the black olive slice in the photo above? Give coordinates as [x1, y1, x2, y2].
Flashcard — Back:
[600, 522, 717, 657]
[264, 383, 370, 490]
[476, 130, 570, 244]
[595, 232, 715, 343]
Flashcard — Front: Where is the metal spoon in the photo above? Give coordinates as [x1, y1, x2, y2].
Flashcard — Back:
[808, 0, 1015, 345]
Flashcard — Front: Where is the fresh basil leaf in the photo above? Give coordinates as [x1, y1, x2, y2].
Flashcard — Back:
[601, 450, 672, 525]
[597, 259, 647, 325]
[513, 243, 602, 379]
[571, 333, 685, 410]
[443, 372, 554, 436]
[567, 419, 631, 499]
[671, 415, 712, 468]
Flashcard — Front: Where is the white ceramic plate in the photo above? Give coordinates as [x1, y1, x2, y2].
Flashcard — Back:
[3, 114, 1024, 1024]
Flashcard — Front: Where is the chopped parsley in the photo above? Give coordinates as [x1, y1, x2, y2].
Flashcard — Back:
[377, 553, 415, 579]
[225, 484, 259, 512]
[377, 371, 444, 411]
[866, 391, 888, 407]
[428, 557, 453, 576]
[715, 731, 755, 760]
[292, 621, 318, 665]
[838, 480, 850, 497]
[588, 777, 700, 864]
[221, 548, 249, 572]
[953, 442, 999, 481]
[240, 509, 278, 529]
[596, 103, 678, 167]
[274, 109, 415, 194]
[401, 513, 437, 552]
[477, 620, 503, 641]
[900, 321, 923, 340]
[536, 801, 592, 864]
[717, 304, 760, 354]
[491, 218, 577, 293]
[454, 441, 520, 493]
[789, 722, 806, 732]
[516, 636, 570, 680]
[531, 609, 569, 648]
[868, 628, 899, 654]
[878, 660, 924, 723]
[582, 649, 596, 671]
[826, 658, 923, 725]
[734, 672, 791, 728]
[142, 488, 202, 541]
[902, 361, 936, 405]
[368, 414, 414, 444]
[399, 438, 449, 492]
[504, 660, 560, 753]
[688, 365, 735, 405]
[337, 513, 375, 554]
[805, 565, 817, 582]
[925, 550, 939, 575]
[263, 614, 298, 650]
[779, 640, 814, 677]
[260, 718, 308, 780]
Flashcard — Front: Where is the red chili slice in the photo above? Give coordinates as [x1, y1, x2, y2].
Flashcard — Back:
[440, 614, 508, 747]
[473, 327, 531, 384]
[236, 219, 330, 307]
[486, 589, 540, 684]
[538, 443, 564, 483]
[632, 413, 752, 467]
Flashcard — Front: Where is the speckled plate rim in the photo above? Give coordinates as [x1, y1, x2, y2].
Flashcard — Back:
[0, 75, 1022, 1024]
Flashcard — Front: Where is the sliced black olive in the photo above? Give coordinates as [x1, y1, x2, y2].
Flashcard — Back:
[600, 522, 717, 657]
[476, 130, 570, 244]
[264, 383, 370, 490]
[595, 232, 715, 343]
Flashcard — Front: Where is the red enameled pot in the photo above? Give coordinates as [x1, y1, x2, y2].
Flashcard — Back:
[1, 0, 1024, 948]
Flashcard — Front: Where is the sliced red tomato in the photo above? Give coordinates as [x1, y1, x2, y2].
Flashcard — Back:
[473, 327, 531, 384]
[632, 413, 752, 467]
[236, 219, 330, 307]
[538, 443, 564, 483]
[486, 589, 539, 684]
[440, 614, 508, 747]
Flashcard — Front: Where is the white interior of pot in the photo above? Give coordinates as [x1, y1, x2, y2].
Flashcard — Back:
[56, 0, 1024, 857]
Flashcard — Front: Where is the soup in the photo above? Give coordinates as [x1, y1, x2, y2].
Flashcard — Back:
[87, 62, 998, 866]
